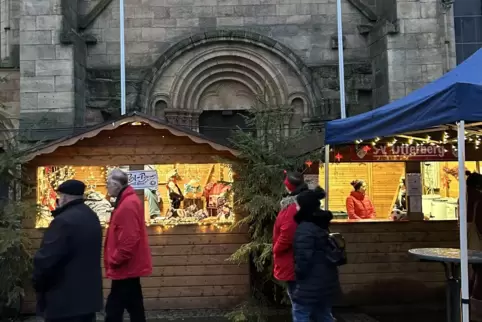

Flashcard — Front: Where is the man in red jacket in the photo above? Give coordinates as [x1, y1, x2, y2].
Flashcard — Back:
[273, 171, 308, 283]
[104, 169, 152, 322]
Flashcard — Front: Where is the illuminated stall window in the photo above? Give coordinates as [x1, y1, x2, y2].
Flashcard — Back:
[35, 163, 235, 229]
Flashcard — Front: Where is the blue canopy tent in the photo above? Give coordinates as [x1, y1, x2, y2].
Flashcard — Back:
[324, 49, 482, 322]
[325, 48, 482, 146]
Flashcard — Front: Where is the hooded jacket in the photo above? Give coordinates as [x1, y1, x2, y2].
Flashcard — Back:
[291, 208, 341, 306]
[273, 183, 308, 281]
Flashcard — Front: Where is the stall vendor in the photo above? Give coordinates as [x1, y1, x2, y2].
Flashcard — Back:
[346, 179, 376, 219]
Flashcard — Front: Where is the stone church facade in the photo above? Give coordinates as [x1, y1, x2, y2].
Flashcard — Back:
[0, 0, 461, 140]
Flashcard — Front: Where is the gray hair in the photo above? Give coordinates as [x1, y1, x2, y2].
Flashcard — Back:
[109, 168, 129, 186]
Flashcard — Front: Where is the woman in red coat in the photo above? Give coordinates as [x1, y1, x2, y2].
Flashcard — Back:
[346, 179, 376, 219]
[273, 171, 308, 282]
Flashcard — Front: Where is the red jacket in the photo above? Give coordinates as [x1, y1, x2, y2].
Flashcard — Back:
[104, 186, 152, 280]
[346, 191, 376, 219]
[273, 195, 298, 281]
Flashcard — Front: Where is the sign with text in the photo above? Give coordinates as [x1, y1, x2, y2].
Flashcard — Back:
[333, 144, 458, 162]
[127, 170, 158, 190]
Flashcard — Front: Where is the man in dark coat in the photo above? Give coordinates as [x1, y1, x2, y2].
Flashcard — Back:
[290, 187, 341, 322]
[33, 180, 103, 322]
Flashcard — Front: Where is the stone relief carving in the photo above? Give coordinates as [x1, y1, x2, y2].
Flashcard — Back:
[199, 81, 256, 111]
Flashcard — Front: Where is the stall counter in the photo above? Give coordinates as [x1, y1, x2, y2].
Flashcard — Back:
[329, 219, 458, 309]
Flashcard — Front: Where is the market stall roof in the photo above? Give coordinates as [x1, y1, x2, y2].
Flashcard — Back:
[325, 49, 482, 145]
[23, 111, 239, 162]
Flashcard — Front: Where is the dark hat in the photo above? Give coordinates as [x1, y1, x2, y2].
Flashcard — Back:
[296, 186, 326, 214]
[57, 180, 86, 196]
[283, 170, 305, 192]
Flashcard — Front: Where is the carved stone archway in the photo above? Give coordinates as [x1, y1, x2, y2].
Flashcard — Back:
[140, 30, 319, 130]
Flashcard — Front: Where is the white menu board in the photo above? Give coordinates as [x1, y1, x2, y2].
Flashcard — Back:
[127, 170, 158, 190]
[406, 173, 422, 196]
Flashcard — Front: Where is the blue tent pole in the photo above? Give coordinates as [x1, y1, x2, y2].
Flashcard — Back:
[457, 120, 469, 322]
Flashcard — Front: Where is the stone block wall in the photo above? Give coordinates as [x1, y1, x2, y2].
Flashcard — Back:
[368, 0, 456, 106]
[386, 0, 445, 101]
[19, 0, 77, 139]
[81, 0, 372, 68]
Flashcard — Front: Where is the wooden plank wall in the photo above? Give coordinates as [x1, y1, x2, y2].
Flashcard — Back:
[332, 220, 458, 307]
[24, 225, 250, 312]
[24, 220, 457, 311]
[319, 163, 405, 217]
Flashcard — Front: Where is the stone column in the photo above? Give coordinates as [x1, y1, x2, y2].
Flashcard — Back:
[19, 0, 88, 139]
[386, 0, 449, 102]
[19, 0, 75, 139]
[190, 111, 202, 132]
[164, 110, 202, 132]
[164, 109, 180, 125]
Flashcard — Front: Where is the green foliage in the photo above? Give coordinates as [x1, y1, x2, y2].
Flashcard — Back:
[0, 141, 35, 319]
[225, 100, 320, 321]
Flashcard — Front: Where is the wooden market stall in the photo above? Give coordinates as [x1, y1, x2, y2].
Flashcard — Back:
[21, 112, 249, 312]
[298, 134, 466, 312]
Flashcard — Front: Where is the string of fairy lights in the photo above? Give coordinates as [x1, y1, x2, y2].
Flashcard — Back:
[352, 130, 482, 151]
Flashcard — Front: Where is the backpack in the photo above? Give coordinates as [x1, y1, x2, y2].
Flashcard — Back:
[326, 232, 347, 266]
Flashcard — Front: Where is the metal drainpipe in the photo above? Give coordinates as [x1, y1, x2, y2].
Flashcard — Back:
[442, 0, 455, 72]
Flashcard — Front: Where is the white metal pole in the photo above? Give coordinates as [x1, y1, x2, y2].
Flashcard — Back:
[324, 145, 329, 210]
[119, 0, 126, 115]
[336, 0, 346, 119]
[457, 120, 470, 322]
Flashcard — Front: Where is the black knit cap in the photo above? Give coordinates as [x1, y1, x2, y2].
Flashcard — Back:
[57, 180, 86, 196]
[296, 186, 326, 214]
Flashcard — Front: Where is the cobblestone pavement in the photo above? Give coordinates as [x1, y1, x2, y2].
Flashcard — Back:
[24, 311, 381, 322]
[23, 310, 445, 322]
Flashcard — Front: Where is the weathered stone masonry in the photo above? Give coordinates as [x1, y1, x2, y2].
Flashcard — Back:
[11, 0, 456, 139]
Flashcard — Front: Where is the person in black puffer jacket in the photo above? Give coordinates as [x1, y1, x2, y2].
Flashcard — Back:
[289, 186, 341, 322]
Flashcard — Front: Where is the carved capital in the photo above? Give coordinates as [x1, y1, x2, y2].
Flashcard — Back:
[441, 0, 454, 12]
[164, 109, 202, 131]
